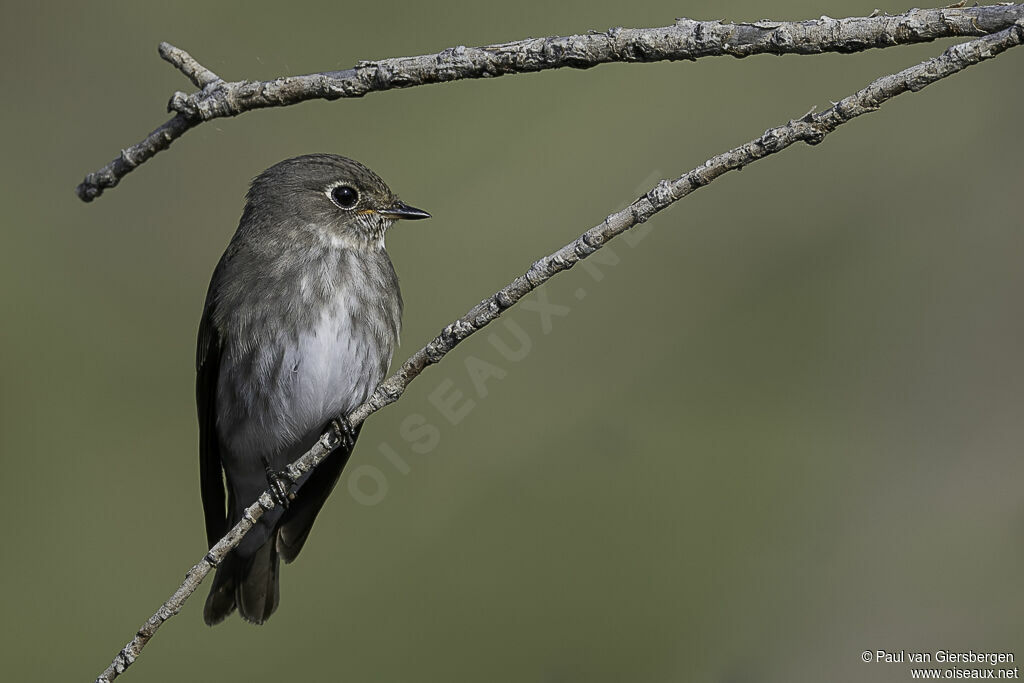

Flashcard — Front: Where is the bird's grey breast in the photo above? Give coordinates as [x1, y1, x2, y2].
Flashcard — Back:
[213, 246, 402, 463]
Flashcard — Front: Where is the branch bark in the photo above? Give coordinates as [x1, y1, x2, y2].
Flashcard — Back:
[75, 4, 1024, 202]
[92, 20, 1024, 683]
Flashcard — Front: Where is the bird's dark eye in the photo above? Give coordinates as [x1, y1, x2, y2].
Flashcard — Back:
[330, 185, 359, 209]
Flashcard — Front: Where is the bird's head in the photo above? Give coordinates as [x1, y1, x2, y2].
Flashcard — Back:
[241, 154, 430, 251]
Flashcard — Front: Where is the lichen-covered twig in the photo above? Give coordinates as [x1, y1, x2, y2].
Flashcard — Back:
[76, 4, 1024, 202]
[93, 21, 1024, 683]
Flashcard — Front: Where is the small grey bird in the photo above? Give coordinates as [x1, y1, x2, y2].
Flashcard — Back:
[197, 154, 429, 625]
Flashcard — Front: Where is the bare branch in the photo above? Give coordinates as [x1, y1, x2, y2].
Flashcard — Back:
[157, 42, 221, 88]
[75, 4, 1024, 202]
[93, 21, 1024, 683]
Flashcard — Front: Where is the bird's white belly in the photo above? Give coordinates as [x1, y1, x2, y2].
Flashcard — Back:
[216, 293, 389, 469]
[287, 306, 385, 438]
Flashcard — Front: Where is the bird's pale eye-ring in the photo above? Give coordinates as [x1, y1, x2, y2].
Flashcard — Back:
[329, 184, 359, 209]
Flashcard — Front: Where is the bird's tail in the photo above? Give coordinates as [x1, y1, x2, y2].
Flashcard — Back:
[203, 535, 280, 625]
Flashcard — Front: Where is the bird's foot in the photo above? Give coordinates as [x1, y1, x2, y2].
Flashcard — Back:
[330, 416, 357, 451]
[262, 456, 294, 509]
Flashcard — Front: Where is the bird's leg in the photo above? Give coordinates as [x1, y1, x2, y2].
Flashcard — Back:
[261, 455, 293, 509]
[330, 415, 357, 451]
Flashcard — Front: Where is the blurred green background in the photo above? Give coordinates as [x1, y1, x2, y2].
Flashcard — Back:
[2, 1, 1022, 681]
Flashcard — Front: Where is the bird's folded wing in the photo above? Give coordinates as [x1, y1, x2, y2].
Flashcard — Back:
[197, 302, 227, 548]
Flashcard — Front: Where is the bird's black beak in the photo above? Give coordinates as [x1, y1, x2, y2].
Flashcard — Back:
[380, 201, 431, 220]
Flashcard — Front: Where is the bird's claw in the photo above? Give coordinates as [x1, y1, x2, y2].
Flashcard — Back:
[262, 456, 293, 508]
[331, 416, 357, 451]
